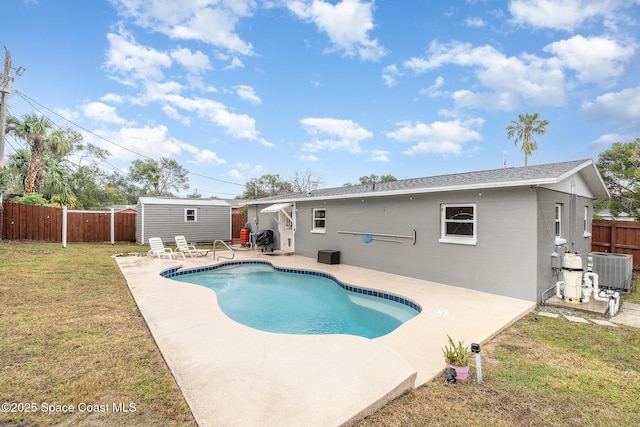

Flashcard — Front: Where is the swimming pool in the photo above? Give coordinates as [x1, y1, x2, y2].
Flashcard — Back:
[165, 261, 420, 338]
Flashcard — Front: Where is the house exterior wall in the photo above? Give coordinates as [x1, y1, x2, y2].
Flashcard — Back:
[136, 201, 231, 244]
[252, 187, 544, 301]
[535, 188, 594, 302]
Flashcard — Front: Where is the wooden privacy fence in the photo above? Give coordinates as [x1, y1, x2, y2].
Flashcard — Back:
[592, 219, 640, 271]
[2, 201, 247, 244]
[1, 201, 136, 243]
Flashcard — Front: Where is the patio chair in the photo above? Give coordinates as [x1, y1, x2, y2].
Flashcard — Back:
[148, 237, 181, 259]
[174, 235, 210, 258]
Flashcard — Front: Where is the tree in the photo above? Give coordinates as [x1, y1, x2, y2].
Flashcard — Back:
[343, 174, 397, 186]
[288, 170, 323, 193]
[506, 113, 549, 167]
[595, 138, 640, 220]
[5, 114, 75, 195]
[242, 174, 293, 199]
[127, 157, 190, 198]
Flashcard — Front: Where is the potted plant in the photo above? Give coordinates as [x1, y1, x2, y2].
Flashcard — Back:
[442, 335, 470, 380]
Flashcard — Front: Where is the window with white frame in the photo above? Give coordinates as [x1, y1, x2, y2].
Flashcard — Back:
[311, 208, 326, 233]
[439, 204, 477, 245]
[555, 204, 562, 237]
[285, 215, 293, 230]
[185, 208, 197, 222]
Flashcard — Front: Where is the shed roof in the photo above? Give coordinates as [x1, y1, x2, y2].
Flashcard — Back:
[246, 159, 610, 204]
[138, 197, 230, 206]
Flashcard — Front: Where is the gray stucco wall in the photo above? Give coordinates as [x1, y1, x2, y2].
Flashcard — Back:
[535, 188, 593, 302]
[137, 202, 231, 244]
[250, 185, 593, 302]
[252, 187, 537, 301]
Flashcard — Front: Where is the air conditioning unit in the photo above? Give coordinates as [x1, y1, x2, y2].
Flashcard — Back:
[588, 252, 634, 291]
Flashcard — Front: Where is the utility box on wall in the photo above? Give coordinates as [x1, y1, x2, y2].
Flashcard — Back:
[588, 252, 633, 291]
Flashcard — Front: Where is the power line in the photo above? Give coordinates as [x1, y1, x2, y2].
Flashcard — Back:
[13, 90, 246, 188]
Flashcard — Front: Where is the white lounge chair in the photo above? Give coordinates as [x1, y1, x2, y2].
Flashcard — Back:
[174, 235, 210, 257]
[148, 237, 181, 259]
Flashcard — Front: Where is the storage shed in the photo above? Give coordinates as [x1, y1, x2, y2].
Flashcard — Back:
[136, 197, 231, 245]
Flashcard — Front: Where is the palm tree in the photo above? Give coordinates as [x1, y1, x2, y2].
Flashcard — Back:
[5, 114, 71, 195]
[506, 113, 549, 167]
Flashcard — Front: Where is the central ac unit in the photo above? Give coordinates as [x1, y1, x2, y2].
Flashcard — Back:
[588, 252, 633, 291]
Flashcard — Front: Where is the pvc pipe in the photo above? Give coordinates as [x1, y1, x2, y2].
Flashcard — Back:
[556, 281, 564, 299]
[585, 273, 607, 302]
[585, 272, 621, 316]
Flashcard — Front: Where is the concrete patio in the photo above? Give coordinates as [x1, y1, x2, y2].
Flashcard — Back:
[115, 250, 535, 426]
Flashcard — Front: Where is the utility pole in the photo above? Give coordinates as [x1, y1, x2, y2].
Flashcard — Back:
[0, 49, 13, 241]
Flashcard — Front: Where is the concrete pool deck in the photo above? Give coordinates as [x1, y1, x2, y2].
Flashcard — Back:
[115, 251, 535, 427]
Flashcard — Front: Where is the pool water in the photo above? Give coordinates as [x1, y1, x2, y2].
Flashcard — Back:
[170, 263, 419, 338]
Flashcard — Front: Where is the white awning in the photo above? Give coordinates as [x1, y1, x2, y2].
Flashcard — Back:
[260, 202, 292, 213]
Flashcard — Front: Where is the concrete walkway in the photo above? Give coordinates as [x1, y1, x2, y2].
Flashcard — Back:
[115, 252, 535, 427]
[611, 302, 640, 328]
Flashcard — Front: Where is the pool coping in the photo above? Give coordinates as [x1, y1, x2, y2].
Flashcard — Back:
[115, 252, 535, 427]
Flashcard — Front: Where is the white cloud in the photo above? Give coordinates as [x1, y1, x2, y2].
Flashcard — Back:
[386, 118, 484, 156]
[110, 0, 255, 55]
[299, 154, 320, 161]
[419, 76, 446, 98]
[367, 149, 389, 162]
[299, 117, 372, 153]
[544, 35, 634, 84]
[590, 133, 636, 147]
[228, 169, 243, 178]
[235, 85, 262, 104]
[194, 149, 226, 165]
[582, 85, 640, 129]
[508, 0, 627, 31]
[404, 41, 566, 110]
[464, 17, 485, 27]
[100, 93, 125, 103]
[170, 47, 212, 75]
[105, 31, 172, 84]
[82, 102, 127, 124]
[382, 64, 401, 87]
[288, 0, 387, 61]
[93, 124, 188, 161]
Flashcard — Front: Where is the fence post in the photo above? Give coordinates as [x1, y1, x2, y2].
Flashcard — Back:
[110, 208, 115, 245]
[62, 206, 67, 248]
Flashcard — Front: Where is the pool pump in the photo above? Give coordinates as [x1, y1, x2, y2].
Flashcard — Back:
[555, 252, 621, 316]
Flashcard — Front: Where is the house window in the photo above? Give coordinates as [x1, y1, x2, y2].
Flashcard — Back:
[185, 208, 197, 222]
[439, 204, 477, 245]
[311, 208, 326, 234]
[555, 204, 562, 237]
[285, 216, 293, 231]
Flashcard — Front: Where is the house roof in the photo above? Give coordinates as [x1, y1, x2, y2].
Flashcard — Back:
[138, 197, 230, 206]
[246, 159, 610, 204]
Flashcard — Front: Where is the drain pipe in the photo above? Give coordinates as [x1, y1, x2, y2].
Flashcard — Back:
[556, 280, 564, 299]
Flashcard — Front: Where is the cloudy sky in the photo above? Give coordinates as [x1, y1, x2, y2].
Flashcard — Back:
[2, 0, 639, 198]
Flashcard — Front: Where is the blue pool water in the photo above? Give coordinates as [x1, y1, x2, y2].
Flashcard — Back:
[169, 263, 420, 338]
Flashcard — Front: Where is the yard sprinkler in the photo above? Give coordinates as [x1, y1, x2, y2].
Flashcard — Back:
[471, 343, 482, 384]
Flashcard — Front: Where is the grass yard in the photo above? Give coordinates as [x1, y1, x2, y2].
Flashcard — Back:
[0, 241, 196, 426]
[1, 241, 639, 426]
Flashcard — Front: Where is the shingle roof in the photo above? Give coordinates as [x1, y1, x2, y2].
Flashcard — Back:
[247, 159, 609, 204]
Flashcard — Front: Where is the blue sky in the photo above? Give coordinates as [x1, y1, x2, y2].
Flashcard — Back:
[2, 0, 640, 198]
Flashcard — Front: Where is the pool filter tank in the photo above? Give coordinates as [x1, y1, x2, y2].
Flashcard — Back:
[561, 253, 583, 302]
